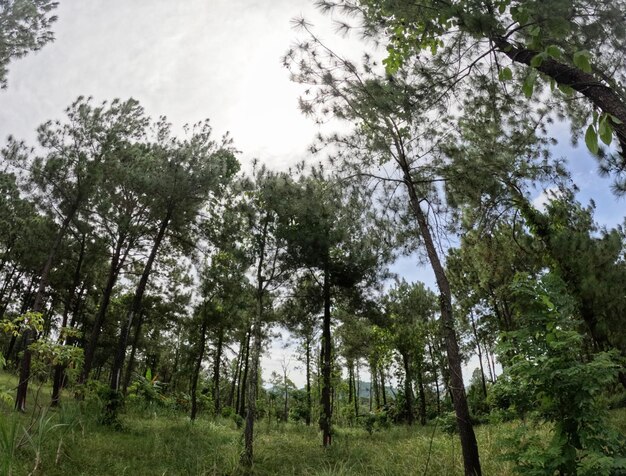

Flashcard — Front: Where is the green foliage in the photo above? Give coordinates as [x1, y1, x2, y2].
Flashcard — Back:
[436, 411, 458, 435]
[495, 273, 625, 475]
[0, 0, 58, 88]
[127, 368, 167, 407]
[0, 413, 20, 476]
[361, 410, 390, 435]
[0, 311, 44, 336]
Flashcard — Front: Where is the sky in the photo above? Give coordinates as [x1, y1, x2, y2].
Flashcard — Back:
[1, 1, 624, 388]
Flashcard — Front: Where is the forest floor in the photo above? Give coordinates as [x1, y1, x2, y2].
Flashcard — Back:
[1, 374, 625, 475]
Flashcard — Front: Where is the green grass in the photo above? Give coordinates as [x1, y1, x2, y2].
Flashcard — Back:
[1, 372, 624, 475]
[0, 409, 518, 476]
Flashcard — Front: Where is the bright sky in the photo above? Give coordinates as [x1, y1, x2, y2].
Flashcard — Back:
[1, 1, 623, 388]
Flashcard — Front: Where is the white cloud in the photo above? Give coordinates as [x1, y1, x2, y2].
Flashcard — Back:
[532, 186, 562, 212]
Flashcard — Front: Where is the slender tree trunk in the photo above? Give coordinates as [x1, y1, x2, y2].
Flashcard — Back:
[485, 347, 495, 383]
[372, 363, 380, 409]
[320, 262, 332, 447]
[416, 357, 427, 426]
[380, 367, 387, 407]
[191, 308, 209, 421]
[15, 208, 75, 412]
[213, 327, 224, 416]
[122, 312, 144, 395]
[242, 218, 268, 470]
[110, 213, 170, 395]
[402, 352, 414, 425]
[0, 270, 23, 320]
[242, 275, 264, 467]
[0, 263, 17, 307]
[399, 155, 481, 475]
[305, 337, 312, 426]
[427, 338, 442, 415]
[283, 370, 289, 422]
[238, 328, 251, 417]
[228, 336, 244, 408]
[469, 312, 488, 398]
[491, 353, 498, 382]
[51, 235, 86, 406]
[80, 236, 126, 383]
[355, 361, 360, 417]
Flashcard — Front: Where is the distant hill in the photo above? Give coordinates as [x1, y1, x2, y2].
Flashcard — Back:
[354, 381, 397, 400]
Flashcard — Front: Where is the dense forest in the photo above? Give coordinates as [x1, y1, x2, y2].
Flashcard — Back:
[1, 1, 626, 475]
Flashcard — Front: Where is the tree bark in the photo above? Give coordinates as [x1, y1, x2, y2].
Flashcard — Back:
[191, 306, 209, 421]
[213, 327, 224, 416]
[493, 36, 626, 159]
[380, 366, 387, 407]
[80, 235, 127, 384]
[228, 334, 244, 408]
[238, 327, 251, 418]
[401, 352, 414, 425]
[399, 154, 482, 475]
[242, 217, 268, 469]
[51, 235, 86, 406]
[110, 212, 171, 394]
[15, 208, 75, 412]
[469, 312, 488, 398]
[305, 337, 312, 426]
[320, 262, 332, 447]
[122, 312, 144, 395]
[416, 357, 427, 426]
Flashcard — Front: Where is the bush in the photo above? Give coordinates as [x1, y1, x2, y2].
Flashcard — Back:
[495, 274, 626, 475]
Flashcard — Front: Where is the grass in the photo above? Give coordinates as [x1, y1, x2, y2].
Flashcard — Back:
[0, 372, 624, 475]
[0, 410, 518, 476]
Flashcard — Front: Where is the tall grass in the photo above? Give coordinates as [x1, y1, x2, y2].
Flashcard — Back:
[0, 374, 624, 475]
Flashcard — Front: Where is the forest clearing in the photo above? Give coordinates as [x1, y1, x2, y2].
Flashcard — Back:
[2, 1, 626, 475]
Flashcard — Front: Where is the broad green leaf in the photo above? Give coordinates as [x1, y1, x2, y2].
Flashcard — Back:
[573, 50, 592, 73]
[530, 52, 545, 67]
[545, 45, 561, 58]
[598, 116, 613, 145]
[585, 125, 599, 154]
[498, 66, 513, 81]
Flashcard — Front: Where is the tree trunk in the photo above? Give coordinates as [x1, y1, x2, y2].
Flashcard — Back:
[0, 263, 18, 308]
[228, 335, 244, 408]
[380, 367, 387, 407]
[241, 277, 264, 467]
[51, 234, 86, 406]
[80, 235, 127, 384]
[242, 217, 268, 469]
[213, 327, 224, 416]
[122, 312, 144, 395]
[283, 370, 289, 422]
[320, 262, 332, 447]
[355, 361, 360, 418]
[15, 208, 75, 412]
[399, 155, 482, 475]
[493, 36, 626, 159]
[305, 337, 312, 426]
[238, 328, 251, 417]
[372, 363, 380, 409]
[402, 352, 414, 425]
[416, 357, 427, 426]
[469, 312, 488, 398]
[190, 307, 209, 421]
[110, 213, 170, 395]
